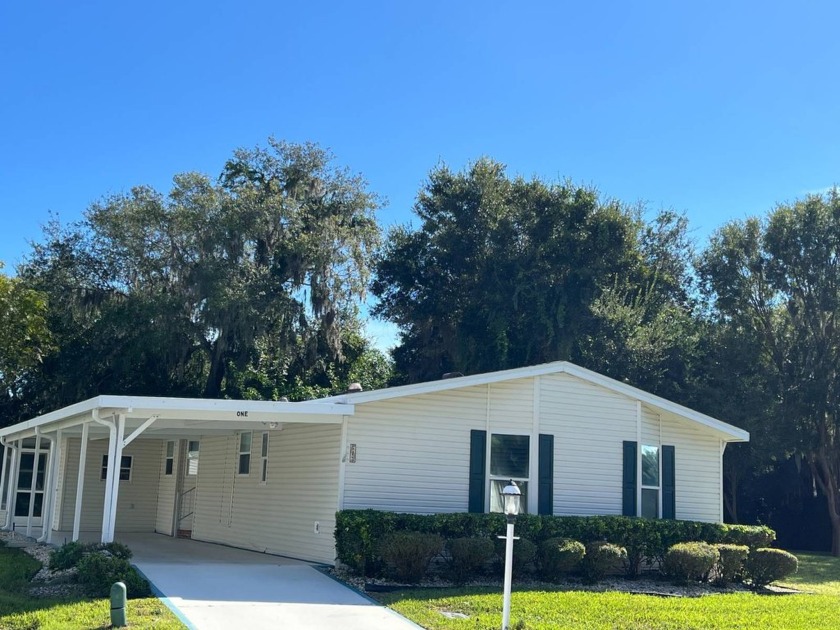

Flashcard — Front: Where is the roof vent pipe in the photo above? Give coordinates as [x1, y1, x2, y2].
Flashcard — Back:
[442, 372, 464, 379]
[346, 383, 363, 393]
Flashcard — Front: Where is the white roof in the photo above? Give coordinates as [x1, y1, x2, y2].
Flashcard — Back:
[310, 361, 749, 442]
[0, 395, 353, 442]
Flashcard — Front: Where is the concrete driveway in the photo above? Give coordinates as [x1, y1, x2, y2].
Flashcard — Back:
[121, 534, 421, 630]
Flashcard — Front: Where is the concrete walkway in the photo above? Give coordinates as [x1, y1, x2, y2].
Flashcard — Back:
[123, 534, 421, 630]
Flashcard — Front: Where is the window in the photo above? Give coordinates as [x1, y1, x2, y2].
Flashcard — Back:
[259, 432, 269, 484]
[187, 441, 200, 476]
[489, 434, 529, 513]
[165, 441, 175, 475]
[641, 445, 660, 519]
[238, 432, 252, 475]
[101, 455, 133, 481]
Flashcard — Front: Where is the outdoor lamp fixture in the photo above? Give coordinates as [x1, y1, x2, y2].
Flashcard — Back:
[501, 480, 521, 630]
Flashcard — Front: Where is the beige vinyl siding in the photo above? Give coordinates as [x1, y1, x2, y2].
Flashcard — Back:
[661, 411, 721, 522]
[489, 378, 534, 432]
[539, 373, 638, 516]
[641, 405, 660, 446]
[155, 441, 177, 535]
[57, 438, 160, 533]
[191, 424, 341, 564]
[343, 385, 488, 513]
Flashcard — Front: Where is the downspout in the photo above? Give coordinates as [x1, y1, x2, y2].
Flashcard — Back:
[93, 412, 118, 543]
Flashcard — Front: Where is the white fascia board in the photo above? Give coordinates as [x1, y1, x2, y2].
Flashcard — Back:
[0, 395, 354, 441]
[307, 360, 749, 443]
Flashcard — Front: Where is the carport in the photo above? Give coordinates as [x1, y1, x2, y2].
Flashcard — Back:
[120, 533, 421, 630]
[0, 396, 352, 548]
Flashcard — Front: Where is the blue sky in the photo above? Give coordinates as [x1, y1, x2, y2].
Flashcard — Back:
[2, 1, 839, 349]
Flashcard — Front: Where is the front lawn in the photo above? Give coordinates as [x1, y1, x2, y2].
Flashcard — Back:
[0, 543, 185, 630]
[375, 552, 840, 630]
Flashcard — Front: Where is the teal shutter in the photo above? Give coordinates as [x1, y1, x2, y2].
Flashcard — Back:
[662, 445, 676, 519]
[538, 434, 554, 515]
[622, 441, 638, 516]
[468, 430, 487, 513]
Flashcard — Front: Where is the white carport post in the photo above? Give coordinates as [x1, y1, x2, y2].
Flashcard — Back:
[38, 430, 61, 544]
[72, 422, 90, 542]
[94, 413, 118, 543]
[3, 442, 20, 531]
[0, 441, 9, 524]
[104, 414, 126, 543]
[26, 430, 42, 537]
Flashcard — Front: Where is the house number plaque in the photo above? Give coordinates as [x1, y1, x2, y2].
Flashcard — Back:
[349, 443, 357, 463]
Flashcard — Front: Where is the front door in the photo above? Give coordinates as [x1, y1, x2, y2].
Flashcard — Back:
[14, 450, 47, 526]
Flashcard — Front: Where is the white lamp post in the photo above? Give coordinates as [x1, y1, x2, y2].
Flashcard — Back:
[501, 480, 521, 630]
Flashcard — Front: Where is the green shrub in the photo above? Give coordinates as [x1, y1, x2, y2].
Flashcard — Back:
[663, 542, 719, 583]
[580, 541, 626, 583]
[447, 537, 494, 584]
[720, 524, 775, 549]
[76, 553, 150, 598]
[745, 548, 798, 588]
[494, 537, 538, 577]
[49, 541, 88, 571]
[539, 538, 585, 581]
[714, 544, 749, 584]
[379, 532, 443, 584]
[334, 510, 776, 579]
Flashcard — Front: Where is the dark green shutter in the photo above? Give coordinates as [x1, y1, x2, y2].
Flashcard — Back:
[622, 440, 638, 517]
[662, 445, 676, 519]
[538, 434, 554, 515]
[468, 430, 487, 513]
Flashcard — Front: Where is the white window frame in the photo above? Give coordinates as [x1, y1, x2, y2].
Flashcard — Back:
[101, 455, 133, 482]
[640, 444, 661, 519]
[164, 441, 175, 476]
[259, 432, 269, 485]
[238, 432, 252, 476]
[487, 432, 531, 514]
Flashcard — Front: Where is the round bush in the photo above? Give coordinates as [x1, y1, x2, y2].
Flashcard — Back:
[745, 548, 798, 588]
[379, 532, 443, 584]
[76, 552, 150, 598]
[714, 544, 749, 584]
[447, 537, 494, 584]
[663, 542, 719, 583]
[581, 541, 626, 583]
[539, 538, 585, 581]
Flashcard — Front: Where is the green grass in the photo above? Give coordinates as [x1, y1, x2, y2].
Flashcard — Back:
[376, 552, 840, 630]
[0, 543, 185, 630]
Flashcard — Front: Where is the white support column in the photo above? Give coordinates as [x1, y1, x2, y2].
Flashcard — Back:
[100, 419, 118, 543]
[0, 443, 9, 518]
[105, 414, 126, 543]
[72, 422, 90, 542]
[2, 444, 17, 531]
[38, 433, 60, 543]
[26, 431, 42, 537]
[47, 429, 62, 544]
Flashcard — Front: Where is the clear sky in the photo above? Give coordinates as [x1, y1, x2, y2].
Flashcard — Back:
[2, 1, 838, 348]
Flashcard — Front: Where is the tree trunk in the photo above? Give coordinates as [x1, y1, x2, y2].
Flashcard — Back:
[204, 333, 228, 398]
[812, 455, 840, 557]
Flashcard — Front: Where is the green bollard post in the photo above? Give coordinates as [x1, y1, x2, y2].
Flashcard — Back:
[110, 581, 127, 627]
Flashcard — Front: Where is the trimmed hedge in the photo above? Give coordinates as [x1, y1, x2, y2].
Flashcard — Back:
[662, 542, 719, 582]
[335, 509, 775, 578]
[714, 544, 749, 585]
[581, 541, 626, 583]
[745, 548, 799, 588]
[379, 532, 443, 584]
[539, 538, 585, 581]
[447, 537, 494, 584]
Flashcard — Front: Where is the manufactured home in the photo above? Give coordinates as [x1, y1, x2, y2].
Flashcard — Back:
[0, 361, 748, 564]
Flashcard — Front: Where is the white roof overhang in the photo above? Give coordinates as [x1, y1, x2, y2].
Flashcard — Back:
[309, 361, 749, 443]
[0, 395, 354, 443]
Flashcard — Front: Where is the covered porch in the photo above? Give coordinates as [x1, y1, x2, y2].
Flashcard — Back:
[0, 396, 353, 559]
